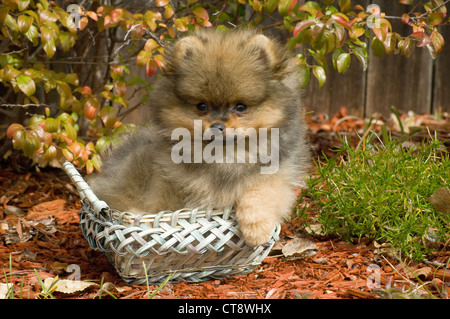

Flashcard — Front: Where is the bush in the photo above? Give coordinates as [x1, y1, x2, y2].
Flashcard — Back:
[301, 129, 450, 261]
[1, 0, 448, 172]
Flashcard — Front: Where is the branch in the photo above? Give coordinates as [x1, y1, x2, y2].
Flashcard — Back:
[1, 103, 52, 108]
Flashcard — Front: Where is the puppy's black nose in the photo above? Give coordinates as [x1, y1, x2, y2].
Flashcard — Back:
[210, 122, 226, 132]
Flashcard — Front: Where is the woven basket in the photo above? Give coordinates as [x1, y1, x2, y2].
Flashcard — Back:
[62, 161, 280, 285]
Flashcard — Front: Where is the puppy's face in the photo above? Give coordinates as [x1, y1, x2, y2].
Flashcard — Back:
[153, 29, 296, 138]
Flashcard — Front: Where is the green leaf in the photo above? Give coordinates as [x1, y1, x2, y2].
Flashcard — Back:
[299, 1, 321, 16]
[338, 0, 351, 12]
[298, 59, 310, 89]
[349, 43, 369, 71]
[431, 0, 447, 13]
[4, 14, 19, 32]
[279, 0, 296, 16]
[17, 74, 36, 96]
[312, 65, 326, 88]
[40, 24, 58, 58]
[42, 38, 56, 58]
[17, 14, 33, 33]
[44, 118, 60, 133]
[144, 10, 162, 31]
[332, 48, 345, 70]
[63, 123, 77, 141]
[137, 50, 152, 67]
[23, 131, 41, 157]
[18, 0, 31, 11]
[431, 29, 444, 55]
[371, 37, 386, 57]
[265, 0, 279, 13]
[63, 73, 79, 86]
[100, 105, 117, 128]
[95, 136, 111, 154]
[336, 53, 351, 74]
[25, 24, 38, 46]
[12, 130, 27, 150]
[59, 32, 76, 51]
[428, 12, 445, 26]
[62, 148, 74, 162]
[39, 10, 58, 24]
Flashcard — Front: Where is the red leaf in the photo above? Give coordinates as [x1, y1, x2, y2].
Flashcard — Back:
[146, 59, 158, 77]
[7, 124, 24, 139]
[331, 14, 351, 29]
[192, 7, 209, 20]
[401, 13, 410, 25]
[80, 86, 92, 95]
[155, 0, 169, 7]
[293, 20, 314, 38]
[115, 81, 126, 97]
[83, 97, 100, 120]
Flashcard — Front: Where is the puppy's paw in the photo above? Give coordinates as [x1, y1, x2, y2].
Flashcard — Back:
[239, 219, 275, 247]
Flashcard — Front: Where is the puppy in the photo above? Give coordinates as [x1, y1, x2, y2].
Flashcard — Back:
[88, 28, 310, 246]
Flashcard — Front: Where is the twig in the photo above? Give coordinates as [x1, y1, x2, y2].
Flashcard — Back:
[1, 103, 52, 108]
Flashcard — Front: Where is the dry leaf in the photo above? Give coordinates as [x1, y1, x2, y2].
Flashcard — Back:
[406, 267, 432, 280]
[304, 223, 326, 236]
[5, 217, 56, 244]
[428, 187, 450, 214]
[26, 199, 67, 219]
[282, 237, 317, 259]
[43, 278, 98, 294]
[0, 283, 13, 299]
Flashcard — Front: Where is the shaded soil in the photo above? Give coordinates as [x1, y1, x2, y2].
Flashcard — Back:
[0, 108, 449, 299]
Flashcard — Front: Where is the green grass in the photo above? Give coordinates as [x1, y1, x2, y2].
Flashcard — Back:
[301, 128, 449, 261]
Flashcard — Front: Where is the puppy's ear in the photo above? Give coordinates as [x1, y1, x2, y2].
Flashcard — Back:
[246, 34, 282, 71]
[163, 36, 205, 74]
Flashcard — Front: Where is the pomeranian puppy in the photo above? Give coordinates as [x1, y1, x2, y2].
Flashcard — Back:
[88, 28, 310, 246]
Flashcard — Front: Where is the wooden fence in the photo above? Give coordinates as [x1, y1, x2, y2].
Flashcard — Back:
[304, 0, 450, 118]
[125, 1, 450, 125]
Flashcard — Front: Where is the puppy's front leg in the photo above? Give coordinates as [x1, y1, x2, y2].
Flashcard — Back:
[236, 176, 296, 246]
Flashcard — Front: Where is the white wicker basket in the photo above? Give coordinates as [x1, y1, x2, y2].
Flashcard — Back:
[62, 161, 280, 285]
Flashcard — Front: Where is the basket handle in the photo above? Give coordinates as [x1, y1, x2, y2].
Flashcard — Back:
[62, 161, 109, 214]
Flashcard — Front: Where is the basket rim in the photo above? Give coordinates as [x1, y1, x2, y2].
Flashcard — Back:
[62, 161, 281, 283]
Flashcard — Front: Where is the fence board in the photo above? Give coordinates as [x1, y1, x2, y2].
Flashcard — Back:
[303, 0, 369, 118]
[365, 0, 433, 117]
[433, 26, 450, 114]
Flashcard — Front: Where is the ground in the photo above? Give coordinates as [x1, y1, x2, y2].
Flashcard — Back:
[0, 108, 449, 299]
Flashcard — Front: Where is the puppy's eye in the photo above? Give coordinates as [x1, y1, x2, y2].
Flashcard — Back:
[233, 103, 248, 113]
[196, 102, 208, 113]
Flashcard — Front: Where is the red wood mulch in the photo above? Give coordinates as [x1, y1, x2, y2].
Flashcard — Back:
[0, 109, 449, 299]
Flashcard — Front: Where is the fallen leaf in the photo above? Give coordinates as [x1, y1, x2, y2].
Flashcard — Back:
[282, 237, 317, 259]
[5, 205, 26, 216]
[43, 278, 98, 294]
[5, 217, 56, 244]
[406, 267, 432, 280]
[26, 199, 67, 219]
[428, 187, 450, 214]
[0, 283, 13, 299]
[304, 223, 326, 236]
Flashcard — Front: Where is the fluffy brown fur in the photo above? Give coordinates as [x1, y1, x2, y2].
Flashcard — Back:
[88, 28, 310, 246]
